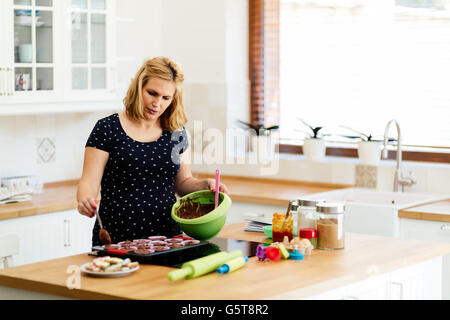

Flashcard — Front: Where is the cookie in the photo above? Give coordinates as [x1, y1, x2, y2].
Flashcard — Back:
[165, 238, 184, 243]
[147, 236, 167, 241]
[105, 264, 122, 272]
[133, 239, 151, 244]
[149, 240, 167, 246]
[183, 239, 201, 245]
[105, 257, 123, 264]
[153, 246, 171, 251]
[134, 248, 154, 255]
[103, 244, 120, 249]
[118, 240, 134, 245]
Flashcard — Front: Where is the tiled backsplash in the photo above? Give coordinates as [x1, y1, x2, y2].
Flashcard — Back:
[0, 111, 113, 183]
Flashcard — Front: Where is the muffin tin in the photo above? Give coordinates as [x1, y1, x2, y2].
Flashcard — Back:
[91, 235, 214, 266]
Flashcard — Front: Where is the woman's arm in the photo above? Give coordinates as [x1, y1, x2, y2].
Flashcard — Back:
[174, 147, 229, 197]
[77, 147, 109, 218]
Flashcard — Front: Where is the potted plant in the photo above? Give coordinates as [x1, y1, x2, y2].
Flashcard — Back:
[337, 126, 396, 165]
[296, 118, 329, 161]
[237, 120, 279, 157]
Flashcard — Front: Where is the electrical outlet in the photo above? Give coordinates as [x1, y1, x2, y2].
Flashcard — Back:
[355, 164, 377, 189]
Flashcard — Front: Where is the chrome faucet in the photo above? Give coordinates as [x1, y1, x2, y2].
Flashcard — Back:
[382, 120, 416, 192]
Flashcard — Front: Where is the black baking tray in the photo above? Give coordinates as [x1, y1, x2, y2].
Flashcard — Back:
[90, 241, 221, 268]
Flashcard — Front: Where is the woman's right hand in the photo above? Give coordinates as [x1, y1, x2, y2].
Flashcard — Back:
[78, 198, 99, 218]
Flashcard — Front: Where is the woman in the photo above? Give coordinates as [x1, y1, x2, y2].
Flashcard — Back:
[77, 57, 229, 245]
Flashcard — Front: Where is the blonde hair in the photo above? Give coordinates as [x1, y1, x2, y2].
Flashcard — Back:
[123, 57, 188, 131]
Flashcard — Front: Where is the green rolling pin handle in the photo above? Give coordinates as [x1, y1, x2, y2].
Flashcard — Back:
[167, 265, 192, 281]
[167, 250, 243, 281]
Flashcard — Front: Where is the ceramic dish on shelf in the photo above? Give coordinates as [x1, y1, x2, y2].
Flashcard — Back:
[14, 16, 45, 27]
[80, 262, 139, 278]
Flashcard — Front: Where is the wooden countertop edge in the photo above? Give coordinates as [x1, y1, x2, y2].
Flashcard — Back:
[0, 276, 123, 300]
[398, 210, 450, 223]
[194, 173, 353, 189]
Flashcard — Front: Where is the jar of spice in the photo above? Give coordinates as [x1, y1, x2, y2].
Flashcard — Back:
[316, 202, 345, 250]
[297, 198, 322, 232]
[291, 201, 299, 236]
[299, 228, 317, 249]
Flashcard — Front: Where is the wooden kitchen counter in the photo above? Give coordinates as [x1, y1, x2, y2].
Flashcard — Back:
[0, 175, 348, 221]
[0, 180, 78, 221]
[0, 222, 449, 300]
[399, 199, 450, 223]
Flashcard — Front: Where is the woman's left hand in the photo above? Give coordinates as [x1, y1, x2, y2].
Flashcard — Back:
[205, 178, 230, 196]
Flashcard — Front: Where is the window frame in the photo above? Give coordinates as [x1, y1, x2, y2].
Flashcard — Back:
[249, 0, 450, 164]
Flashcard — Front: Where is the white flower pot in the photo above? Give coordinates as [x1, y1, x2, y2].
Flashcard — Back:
[250, 135, 275, 158]
[302, 138, 326, 161]
[358, 141, 382, 165]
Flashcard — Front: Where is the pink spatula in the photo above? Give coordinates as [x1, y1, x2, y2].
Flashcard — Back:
[215, 169, 220, 208]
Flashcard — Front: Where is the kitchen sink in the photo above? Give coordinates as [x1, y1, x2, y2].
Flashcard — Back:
[308, 188, 449, 237]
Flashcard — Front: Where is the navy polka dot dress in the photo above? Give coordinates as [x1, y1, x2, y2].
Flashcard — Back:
[85, 113, 189, 246]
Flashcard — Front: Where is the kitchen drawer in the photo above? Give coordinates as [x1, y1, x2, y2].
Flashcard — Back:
[400, 218, 450, 243]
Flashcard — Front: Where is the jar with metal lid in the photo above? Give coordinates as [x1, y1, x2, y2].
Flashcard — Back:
[297, 198, 322, 233]
[316, 202, 345, 250]
[291, 200, 299, 236]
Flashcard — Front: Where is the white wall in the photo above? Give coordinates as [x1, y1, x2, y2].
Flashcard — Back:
[0, 0, 448, 195]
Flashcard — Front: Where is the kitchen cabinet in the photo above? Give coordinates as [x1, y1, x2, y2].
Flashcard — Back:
[307, 257, 442, 300]
[0, 0, 118, 114]
[0, 209, 94, 268]
[399, 218, 450, 299]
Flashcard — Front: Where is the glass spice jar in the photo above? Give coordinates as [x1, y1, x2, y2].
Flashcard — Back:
[297, 198, 322, 233]
[316, 202, 346, 250]
[272, 201, 296, 243]
[291, 200, 299, 236]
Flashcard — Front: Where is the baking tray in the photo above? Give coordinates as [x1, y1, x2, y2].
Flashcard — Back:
[90, 241, 222, 268]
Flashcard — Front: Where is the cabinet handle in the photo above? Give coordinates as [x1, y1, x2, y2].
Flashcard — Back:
[8, 68, 13, 95]
[440, 225, 450, 231]
[64, 219, 71, 247]
[341, 296, 359, 300]
[391, 282, 404, 300]
[0, 67, 5, 95]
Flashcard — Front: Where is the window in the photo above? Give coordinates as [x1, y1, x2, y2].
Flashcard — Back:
[280, 0, 450, 148]
[249, 0, 450, 162]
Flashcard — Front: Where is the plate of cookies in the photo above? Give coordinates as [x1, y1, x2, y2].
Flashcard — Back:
[81, 256, 139, 278]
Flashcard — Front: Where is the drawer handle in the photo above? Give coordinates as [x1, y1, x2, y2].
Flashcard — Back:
[64, 219, 71, 247]
[440, 225, 450, 231]
[391, 282, 404, 300]
[342, 296, 359, 300]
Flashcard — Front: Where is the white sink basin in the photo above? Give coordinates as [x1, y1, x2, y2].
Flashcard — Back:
[308, 188, 449, 237]
[308, 187, 449, 210]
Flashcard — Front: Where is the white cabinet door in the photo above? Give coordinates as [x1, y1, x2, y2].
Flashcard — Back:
[0, 0, 61, 103]
[307, 274, 389, 300]
[0, 0, 118, 112]
[400, 218, 450, 299]
[343, 274, 390, 300]
[0, 210, 95, 268]
[389, 257, 442, 300]
[62, 0, 117, 102]
[60, 209, 95, 257]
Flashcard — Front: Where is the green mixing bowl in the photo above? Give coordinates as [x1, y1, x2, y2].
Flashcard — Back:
[171, 190, 232, 240]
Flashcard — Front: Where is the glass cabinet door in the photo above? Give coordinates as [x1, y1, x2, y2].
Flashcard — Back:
[70, 0, 107, 91]
[13, 0, 54, 92]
